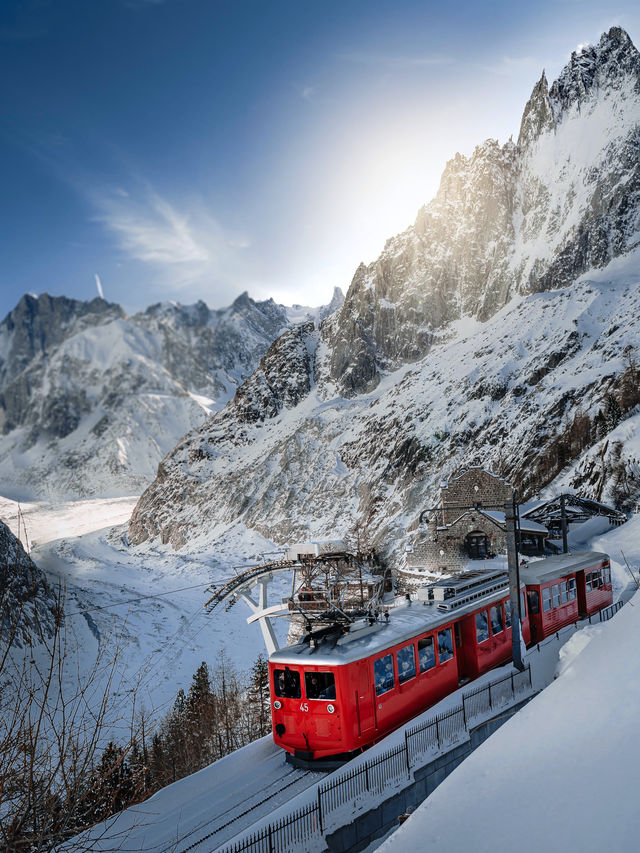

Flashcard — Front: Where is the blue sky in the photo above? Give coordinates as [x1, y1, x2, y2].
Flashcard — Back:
[1, 0, 638, 318]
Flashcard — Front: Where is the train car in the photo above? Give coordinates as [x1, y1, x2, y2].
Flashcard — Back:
[520, 551, 612, 643]
[269, 569, 528, 762]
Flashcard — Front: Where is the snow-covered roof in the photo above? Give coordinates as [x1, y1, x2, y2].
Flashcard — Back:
[519, 551, 609, 585]
[441, 509, 548, 535]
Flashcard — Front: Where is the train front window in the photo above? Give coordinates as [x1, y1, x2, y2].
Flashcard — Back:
[397, 644, 416, 683]
[490, 605, 504, 635]
[418, 636, 435, 672]
[475, 611, 489, 643]
[305, 671, 336, 700]
[273, 668, 301, 699]
[438, 628, 454, 662]
[374, 654, 395, 695]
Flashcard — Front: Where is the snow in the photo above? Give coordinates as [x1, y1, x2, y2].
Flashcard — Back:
[378, 516, 640, 853]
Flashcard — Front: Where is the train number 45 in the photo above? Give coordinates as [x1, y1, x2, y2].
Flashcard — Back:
[299, 702, 309, 712]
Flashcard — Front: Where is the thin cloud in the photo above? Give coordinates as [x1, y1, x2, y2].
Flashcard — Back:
[91, 184, 250, 289]
[479, 55, 544, 76]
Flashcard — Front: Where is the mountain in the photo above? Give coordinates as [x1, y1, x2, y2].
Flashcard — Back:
[128, 28, 640, 559]
[0, 518, 56, 645]
[0, 289, 342, 499]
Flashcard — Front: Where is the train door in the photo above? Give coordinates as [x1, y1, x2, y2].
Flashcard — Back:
[355, 661, 375, 736]
[575, 570, 587, 618]
[453, 621, 469, 682]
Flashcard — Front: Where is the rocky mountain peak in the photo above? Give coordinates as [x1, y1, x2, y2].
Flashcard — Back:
[517, 70, 554, 149]
[548, 26, 639, 120]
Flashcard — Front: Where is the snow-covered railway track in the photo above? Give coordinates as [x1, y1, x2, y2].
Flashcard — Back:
[167, 767, 318, 853]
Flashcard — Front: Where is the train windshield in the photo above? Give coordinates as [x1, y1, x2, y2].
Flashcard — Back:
[305, 671, 336, 700]
[273, 668, 301, 699]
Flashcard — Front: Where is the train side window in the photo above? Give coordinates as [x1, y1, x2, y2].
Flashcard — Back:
[586, 572, 592, 592]
[542, 588, 552, 612]
[604, 567, 611, 585]
[305, 671, 336, 700]
[475, 611, 489, 643]
[438, 628, 454, 662]
[418, 636, 436, 672]
[504, 600, 512, 627]
[397, 644, 416, 683]
[490, 605, 504, 635]
[561, 582, 568, 604]
[552, 584, 561, 607]
[594, 570, 602, 589]
[274, 668, 301, 699]
[374, 654, 395, 695]
[568, 578, 576, 599]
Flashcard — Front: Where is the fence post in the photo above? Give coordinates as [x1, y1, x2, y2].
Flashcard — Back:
[365, 761, 370, 791]
[488, 683, 492, 709]
[462, 694, 467, 728]
[435, 717, 440, 747]
[317, 788, 323, 834]
[510, 671, 514, 696]
[404, 735, 411, 778]
[268, 824, 273, 853]
[528, 664, 532, 688]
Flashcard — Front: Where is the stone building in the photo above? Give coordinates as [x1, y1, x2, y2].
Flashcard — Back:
[402, 468, 547, 584]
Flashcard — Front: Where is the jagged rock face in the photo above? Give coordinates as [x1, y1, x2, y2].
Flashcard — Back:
[325, 27, 640, 397]
[0, 292, 296, 498]
[0, 519, 56, 645]
[128, 28, 640, 557]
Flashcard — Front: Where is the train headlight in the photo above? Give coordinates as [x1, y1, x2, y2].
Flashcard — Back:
[327, 704, 335, 714]
[273, 700, 282, 710]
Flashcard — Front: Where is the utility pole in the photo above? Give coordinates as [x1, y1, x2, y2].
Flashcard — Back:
[560, 493, 569, 554]
[505, 499, 524, 671]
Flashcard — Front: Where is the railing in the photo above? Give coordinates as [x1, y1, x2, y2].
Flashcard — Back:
[221, 596, 627, 853]
[220, 663, 532, 853]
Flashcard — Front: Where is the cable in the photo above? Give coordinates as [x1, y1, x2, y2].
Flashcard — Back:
[65, 582, 214, 617]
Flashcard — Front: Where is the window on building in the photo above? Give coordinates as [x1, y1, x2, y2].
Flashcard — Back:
[505, 599, 512, 628]
[438, 628, 454, 662]
[490, 605, 504, 635]
[374, 655, 395, 695]
[475, 611, 489, 643]
[418, 636, 436, 672]
[552, 584, 561, 608]
[542, 587, 552, 612]
[568, 578, 577, 600]
[274, 668, 301, 699]
[305, 671, 336, 700]
[397, 644, 416, 684]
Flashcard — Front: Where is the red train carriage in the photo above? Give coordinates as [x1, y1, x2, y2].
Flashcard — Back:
[521, 551, 612, 644]
[269, 570, 529, 761]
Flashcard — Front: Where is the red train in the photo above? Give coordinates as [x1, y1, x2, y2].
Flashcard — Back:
[269, 551, 612, 762]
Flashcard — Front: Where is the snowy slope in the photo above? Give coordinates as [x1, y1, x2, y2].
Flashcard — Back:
[378, 516, 640, 853]
[129, 248, 640, 558]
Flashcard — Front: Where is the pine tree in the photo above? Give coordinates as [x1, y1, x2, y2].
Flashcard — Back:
[605, 394, 622, 432]
[248, 654, 271, 738]
[594, 409, 607, 440]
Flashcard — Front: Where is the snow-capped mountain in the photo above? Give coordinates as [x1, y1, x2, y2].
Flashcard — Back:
[129, 28, 640, 558]
[0, 289, 342, 499]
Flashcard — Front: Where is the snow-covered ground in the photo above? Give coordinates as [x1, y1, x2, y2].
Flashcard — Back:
[379, 514, 640, 853]
[0, 496, 292, 730]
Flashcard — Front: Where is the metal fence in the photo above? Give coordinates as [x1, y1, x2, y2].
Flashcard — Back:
[220, 663, 532, 853]
[221, 596, 628, 853]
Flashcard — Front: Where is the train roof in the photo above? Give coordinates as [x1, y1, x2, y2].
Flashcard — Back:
[519, 551, 609, 585]
[270, 570, 519, 667]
